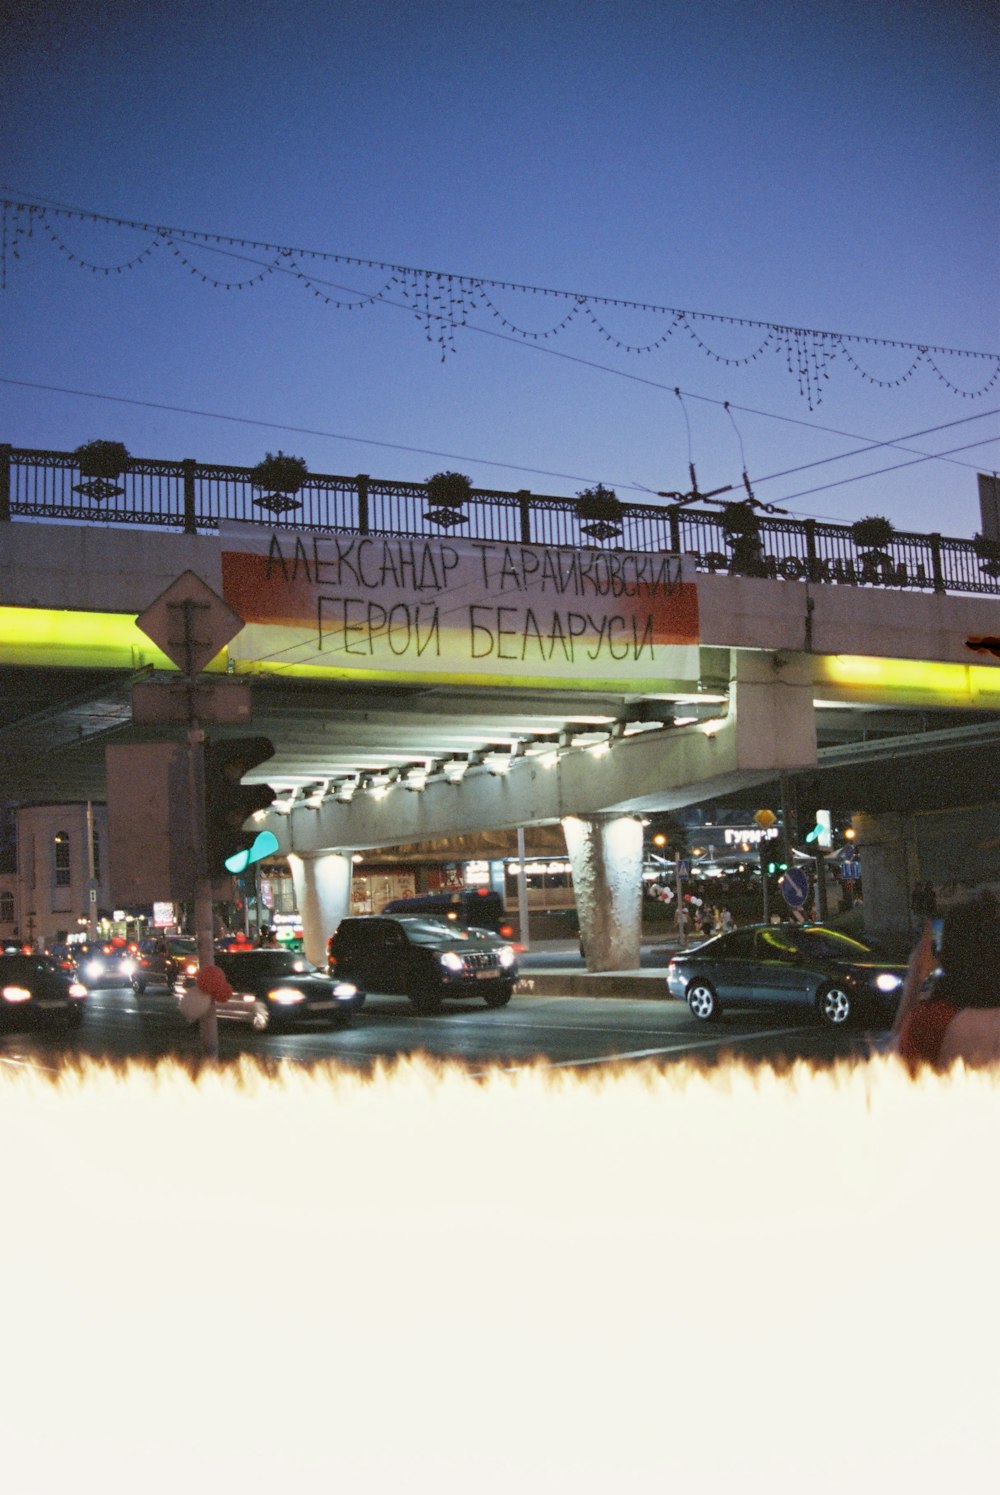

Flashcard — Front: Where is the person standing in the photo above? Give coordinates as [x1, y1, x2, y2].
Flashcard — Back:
[888, 894, 1000, 1069]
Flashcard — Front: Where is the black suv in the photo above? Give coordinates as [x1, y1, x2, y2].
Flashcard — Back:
[328, 915, 518, 1013]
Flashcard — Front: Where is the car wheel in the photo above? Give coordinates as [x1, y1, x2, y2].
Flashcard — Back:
[131, 978, 146, 995]
[686, 979, 720, 1021]
[483, 983, 513, 1009]
[816, 983, 852, 1026]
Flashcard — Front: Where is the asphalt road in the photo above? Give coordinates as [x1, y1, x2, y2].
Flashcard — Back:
[0, 977, 885, 1076]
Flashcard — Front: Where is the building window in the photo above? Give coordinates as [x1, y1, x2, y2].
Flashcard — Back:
[53, 831, 71, 888]
[0, 891, 13, 923]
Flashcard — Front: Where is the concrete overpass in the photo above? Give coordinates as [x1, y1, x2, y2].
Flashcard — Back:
[2, 511, 998, 964]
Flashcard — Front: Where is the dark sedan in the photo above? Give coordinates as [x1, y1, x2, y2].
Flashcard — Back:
[1, 951, 89, 1028]
[328, 915, 519, 1013]
[73, 942, 145, 993]
[666, 923, 909, 1027]
[179, 949, 365, 1033]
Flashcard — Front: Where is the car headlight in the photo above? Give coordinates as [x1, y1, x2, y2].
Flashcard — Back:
[85, 960, 103, 978]
[69, 982, 87, 998]
[2, 984, 32, 1003]
[440, 951, 465, 972]
[120, 959, 136, 975]
[332, 981, 358, 999]
[268, 986, 306, 1004]
[497, 946, 515, 969]
[875, 973, 903, 993]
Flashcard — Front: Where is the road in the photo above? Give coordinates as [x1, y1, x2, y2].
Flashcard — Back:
[0, 976, 885, 1075]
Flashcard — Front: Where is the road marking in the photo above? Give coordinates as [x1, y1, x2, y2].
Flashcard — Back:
[480, 1026, 809, 1075]
[0, 1052, 62, 1074]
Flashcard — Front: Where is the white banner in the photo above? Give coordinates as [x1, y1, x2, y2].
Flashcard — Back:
[220, 523, 701, 687]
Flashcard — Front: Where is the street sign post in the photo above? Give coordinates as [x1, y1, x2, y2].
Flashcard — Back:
[131, 573, 249, 1061]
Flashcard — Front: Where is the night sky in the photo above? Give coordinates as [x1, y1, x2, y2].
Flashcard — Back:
[1, 0, 996, 536]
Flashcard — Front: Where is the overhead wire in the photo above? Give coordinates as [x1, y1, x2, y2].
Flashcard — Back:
[1, 193, 997, 511]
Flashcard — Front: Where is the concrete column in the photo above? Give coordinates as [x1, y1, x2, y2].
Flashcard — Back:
[852, 812, 920, 953]
[287, 851, 354, 966]
[562, 813, 644, 972]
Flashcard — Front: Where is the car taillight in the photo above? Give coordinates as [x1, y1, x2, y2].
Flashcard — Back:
[2, 985, 32, 1003]
[499, 923, 514, 939]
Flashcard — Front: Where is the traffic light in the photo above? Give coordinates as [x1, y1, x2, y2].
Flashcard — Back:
[204, 736, 276, 877]
[767, 860, 789, 875]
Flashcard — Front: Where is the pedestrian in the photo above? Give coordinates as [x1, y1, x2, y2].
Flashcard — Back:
[888, 893, 1000, 1070]
[256, 924, 277, 948]
[720, 906, 734, 933]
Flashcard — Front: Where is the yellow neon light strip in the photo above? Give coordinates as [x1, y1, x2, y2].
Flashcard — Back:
[0, 607, 227, 672]
[815, 654, 1000, 702]
[2, 608, 997, 702]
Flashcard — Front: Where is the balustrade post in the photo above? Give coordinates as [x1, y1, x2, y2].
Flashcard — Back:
[181, 458, 197, 536]
[356, 474, 370, 535]
[517, 489, 532, 545]
[929, 532, 945, 594]
[0, 444, 10, 523]
[668, 507, 680, 555]
[804, 518, 820, 581]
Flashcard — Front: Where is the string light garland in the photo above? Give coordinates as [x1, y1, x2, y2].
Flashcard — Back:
[2, 194, 998, 407]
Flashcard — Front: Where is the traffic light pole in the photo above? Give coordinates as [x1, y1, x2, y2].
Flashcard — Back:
[759, 842, 770, 924]
[187, 722, 218, 1061]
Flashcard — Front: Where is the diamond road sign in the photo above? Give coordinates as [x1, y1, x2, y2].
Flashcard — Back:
[135, 571, 244, 677]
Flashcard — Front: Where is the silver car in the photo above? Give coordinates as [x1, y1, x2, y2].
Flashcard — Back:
[666, 923, 908, 1027]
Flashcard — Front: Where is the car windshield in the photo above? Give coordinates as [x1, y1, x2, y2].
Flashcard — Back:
[219, 951, 317, 978]
[2, 954, 62, 975]
[396, 918, 476, 944]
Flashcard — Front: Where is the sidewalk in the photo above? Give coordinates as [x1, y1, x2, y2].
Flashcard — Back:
[514, 937, 678, 1000]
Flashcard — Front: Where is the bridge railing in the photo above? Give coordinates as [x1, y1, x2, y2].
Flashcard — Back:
[1, 443, 997, 597]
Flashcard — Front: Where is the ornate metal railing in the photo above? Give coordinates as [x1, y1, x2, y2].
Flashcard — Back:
[1, 443, 997, 597]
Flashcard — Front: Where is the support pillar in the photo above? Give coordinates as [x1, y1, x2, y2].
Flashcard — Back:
[852, 812, 920, 953]
[562, 813, 643, 972]
[287, 851, 354, 966]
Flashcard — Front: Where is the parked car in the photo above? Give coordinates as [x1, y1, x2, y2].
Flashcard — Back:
[328, 915, 518, 1013]
[0, 951, 88, 1028]
[666, 922, 909, 1027]
[176, 948, 365, 1033]
[74, 941, 145, 993]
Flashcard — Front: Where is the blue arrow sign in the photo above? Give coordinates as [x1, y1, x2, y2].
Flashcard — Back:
[840, 859, 861, 881]
[779, 866, 810, 908]
[677, 859, 691, 879]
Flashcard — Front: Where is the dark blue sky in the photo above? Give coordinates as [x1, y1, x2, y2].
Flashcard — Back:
[1, 0, 996, 535]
